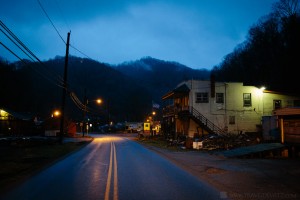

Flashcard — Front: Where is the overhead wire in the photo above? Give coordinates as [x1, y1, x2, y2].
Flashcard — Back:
[1, 33, 87, 113]
[36, 0, 103, 115]
[1, 5, 92, 116]
[49, 0, 101, 114]
[0, 41, 26, 62]
[0, 20, 65, 88]
[69, 44, 94, 60]
[0, 20, 65, 84]
[36, 0, 89, 113]
[37, 0, 92, 62]
[54, 0, 71, 32]
[37, 0, 66, 44]
[0, 26, 36, 61]
[0, 40, 65, 89]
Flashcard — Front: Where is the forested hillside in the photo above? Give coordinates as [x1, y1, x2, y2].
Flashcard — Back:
[115, 57, 210, 103]
[212, 0, 300, 95]
[0, 56, 209, 122]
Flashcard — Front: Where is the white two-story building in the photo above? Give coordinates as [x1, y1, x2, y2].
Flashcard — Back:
[162, 79, 300, 139]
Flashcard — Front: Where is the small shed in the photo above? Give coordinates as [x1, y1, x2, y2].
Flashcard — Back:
[273, 107, 300, 144]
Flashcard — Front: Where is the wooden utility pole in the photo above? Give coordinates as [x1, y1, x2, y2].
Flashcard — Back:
[59, 31, 71, 143]
[82, 88, 87, 137]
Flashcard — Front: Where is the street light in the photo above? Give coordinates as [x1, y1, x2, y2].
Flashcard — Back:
[87, 98, 102, 105]
[96, 99, 102, 104]
[83, 98, 102, 137]
[52, 110, 61, 117]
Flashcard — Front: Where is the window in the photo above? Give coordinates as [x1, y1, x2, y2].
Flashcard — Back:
[229, 116, 235, 124]
[243, 93, 251, 107]
[216, 93, 224, 103]
[195, 92, 208, 103]
[274, 100, 281, 109]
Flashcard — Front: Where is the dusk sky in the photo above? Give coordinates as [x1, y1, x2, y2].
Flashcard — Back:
[1, 0, 278, 69]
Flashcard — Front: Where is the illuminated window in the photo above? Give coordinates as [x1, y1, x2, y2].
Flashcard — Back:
[243, 93, 251, 107]
[229, 116, 235, 124]
[216, 93, 224, 103]
[196, 92, 208, 103]
[274, 100, 281, 109]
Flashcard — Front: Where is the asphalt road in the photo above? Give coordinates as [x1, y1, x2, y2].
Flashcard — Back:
[2, 134, 221, 200]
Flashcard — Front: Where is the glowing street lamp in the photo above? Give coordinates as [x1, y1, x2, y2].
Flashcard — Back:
[52, 110, 61, 118]
[83, 97, 102, 136]
[87, 98, 102, 105]
[96, 99, 102, 104]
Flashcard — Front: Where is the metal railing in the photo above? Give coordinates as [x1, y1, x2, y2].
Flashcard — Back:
[189, 107, 226, 135]
[162, 105, 227, 135]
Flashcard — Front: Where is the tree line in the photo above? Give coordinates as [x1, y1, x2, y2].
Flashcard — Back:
[212, 0, 300, 95]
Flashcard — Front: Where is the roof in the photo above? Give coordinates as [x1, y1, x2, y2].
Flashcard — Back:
[162, 84, 190, 100]
[220, 143, 284, 158]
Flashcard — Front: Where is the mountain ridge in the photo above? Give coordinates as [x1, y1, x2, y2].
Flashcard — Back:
[0, 55, 211, 122]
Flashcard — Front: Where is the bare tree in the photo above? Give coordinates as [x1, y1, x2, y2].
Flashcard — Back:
[273, 0, 299, 18]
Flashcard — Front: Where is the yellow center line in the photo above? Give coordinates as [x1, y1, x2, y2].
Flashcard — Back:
[104, 142, 118, 200]
[105, 142, 113, 200]
[113, 143, 118, 200]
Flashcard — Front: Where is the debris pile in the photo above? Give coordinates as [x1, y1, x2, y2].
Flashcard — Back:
[200, 132, 262, 150]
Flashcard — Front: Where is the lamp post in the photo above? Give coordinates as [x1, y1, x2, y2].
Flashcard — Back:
[152, 111, 156, 136]
[82, 98, 102, 137]
[52, 110, 61, 118]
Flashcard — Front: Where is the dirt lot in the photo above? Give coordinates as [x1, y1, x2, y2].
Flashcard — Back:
[137, 138, 300, 200]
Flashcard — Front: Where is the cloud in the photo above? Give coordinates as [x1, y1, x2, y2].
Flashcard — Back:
[0, 0, 277, 69]
[67, 1, 246, 68]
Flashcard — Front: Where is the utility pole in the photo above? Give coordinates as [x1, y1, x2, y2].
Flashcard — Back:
[59, 31, 71, 143]
[82, 88, 87, 137]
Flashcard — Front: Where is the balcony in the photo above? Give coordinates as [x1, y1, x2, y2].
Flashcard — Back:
[162, 105, 190, 117]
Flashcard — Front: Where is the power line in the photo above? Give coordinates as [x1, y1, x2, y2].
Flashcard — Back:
[36, 0, 96, 85]
[0, 41, 65, 89]
[69, 44, 94, 60]
[38, 0, 97, 62]
[0, 26, 36, 62]
[1, 20, 89, 115]
[37, 0, 66, 44]
[0, 41, 25, 62]
[54, 0, 71, 31]
[0, 20, 65, 86]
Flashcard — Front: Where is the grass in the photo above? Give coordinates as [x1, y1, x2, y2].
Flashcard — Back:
[0, 137, 92, 194]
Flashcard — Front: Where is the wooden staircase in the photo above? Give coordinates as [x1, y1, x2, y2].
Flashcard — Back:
[179, 107, 227, 135]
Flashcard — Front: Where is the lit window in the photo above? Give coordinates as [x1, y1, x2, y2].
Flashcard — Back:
[243, 93, 251, 107]
[274, 100, 281, 109]
[216, 93, 224, 103]
[196, 92, 208, 103]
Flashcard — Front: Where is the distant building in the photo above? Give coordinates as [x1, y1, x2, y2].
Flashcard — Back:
[161, 79, 300, 139]
[0, 107, 41, 136]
